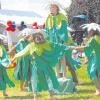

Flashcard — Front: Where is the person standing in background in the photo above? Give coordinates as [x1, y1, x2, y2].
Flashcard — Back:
[45, 3, 68, 78]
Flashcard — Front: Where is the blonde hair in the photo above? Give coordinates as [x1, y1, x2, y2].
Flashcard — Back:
[50, 3, 60, 12]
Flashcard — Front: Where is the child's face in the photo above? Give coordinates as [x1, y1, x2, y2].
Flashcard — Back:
[50, 4, 58, 16]
[34, 33, 45, 44]
[24, 35, 30, 39]
[22, 35, 30, 41]
[87, 30, 95, 38]
[28, 35, 33, 42]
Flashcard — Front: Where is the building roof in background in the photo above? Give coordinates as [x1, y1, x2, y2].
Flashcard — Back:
[0, 9, 43, 18]
[0, 9, 44, 24]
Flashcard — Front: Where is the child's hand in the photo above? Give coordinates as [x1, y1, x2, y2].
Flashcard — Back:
[8, 51, 15, 58]
[11, 57, 16, 63]
[84, 57, 88, 64]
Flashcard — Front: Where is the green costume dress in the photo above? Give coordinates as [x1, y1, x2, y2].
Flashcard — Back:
[0, 45, 15, 90]
[45, 13, 68, 43]
[65, 38, 81, 70]
[84, 35, 100, 80]
[14, 39, 31, 81]
[45, 13, 68, 74]
[15, 41, 69, 93]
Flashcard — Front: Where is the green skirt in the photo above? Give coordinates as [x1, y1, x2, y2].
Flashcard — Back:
[14, 55, 31, 81]
[31, 58, 59, 93]
[0, 66, 15, 90]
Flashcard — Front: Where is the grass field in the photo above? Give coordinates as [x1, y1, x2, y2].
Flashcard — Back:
[0, 64, 100, 100]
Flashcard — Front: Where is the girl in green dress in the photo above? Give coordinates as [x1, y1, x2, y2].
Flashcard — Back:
[12, 29, 69, 100]
[0, 44, 15, 96]
[8, 28, 32, 91]
[69, 23, 100, 95]
[45, 3, 68, 78]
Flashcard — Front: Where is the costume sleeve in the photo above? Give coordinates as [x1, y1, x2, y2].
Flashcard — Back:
[1, 46, 9, 67]
[51, 42, 69, 53]
[15, 41, 21, 53]
[84, 39, 94, 58]
[45, 15, 50, 27]
[57, 14, 68, 42]
[15, 44, 30, 58]
[57, 20, 68, 42]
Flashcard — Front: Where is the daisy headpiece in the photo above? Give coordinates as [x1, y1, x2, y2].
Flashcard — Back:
[18, 28, 34, 37]
[81, 23, 100, 33]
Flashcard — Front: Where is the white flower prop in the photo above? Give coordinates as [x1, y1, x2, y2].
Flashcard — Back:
[30, 29, 46, 36]
[67, 26, 75, 32]
[43, 0, 67, 15]
[18, 28, 45, 37]
[18, 28, 34, 37]
[81, 23, 100, 32]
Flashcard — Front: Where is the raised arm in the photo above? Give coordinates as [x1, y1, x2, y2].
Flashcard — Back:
[69, 46, 85, 52]
[8, 45, 16, 54]
[14, 44, 30, 59]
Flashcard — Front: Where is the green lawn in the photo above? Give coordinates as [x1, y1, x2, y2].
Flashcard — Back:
[0, 64, 100, 100]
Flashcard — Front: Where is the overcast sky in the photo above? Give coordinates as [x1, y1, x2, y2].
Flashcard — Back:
[1, 0, 72, 17]
[0, 0, 72, 24]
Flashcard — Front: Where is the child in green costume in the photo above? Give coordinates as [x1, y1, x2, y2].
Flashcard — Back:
[69, 23, 100, 95]
[8, 28, 32, 91]
[45, 3, 68, 78]
[12, 29, 69, 100]
[0, 44, 15, 96]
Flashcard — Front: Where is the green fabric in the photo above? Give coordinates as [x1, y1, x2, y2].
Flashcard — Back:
[0, 45, 9, 67]
[0, 45, 6, 57]
[84, 36, 100, 80]
[45, 13, 68, 43]
[30, 43, 68, 93]
[15, 41, 69, 93]
[46, 13, 67, 29]
[95, 35, 100, 44]
[0, 45, 15, 90]
[29, 41, 51, 57]
[15, 41, 52, 59]
[14, 39, 31, 81]
[0, 45, 3, 57]
[65, 38, 81, 70]
[0, 66, 15, 90]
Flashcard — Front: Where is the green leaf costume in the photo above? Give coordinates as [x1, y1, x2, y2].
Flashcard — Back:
[45, 13, 68, 43]
[14, 39, 31, 81]
[0, 45, 15, 90]
[15, 41, 69, 93]
[84, 36, 100, 80]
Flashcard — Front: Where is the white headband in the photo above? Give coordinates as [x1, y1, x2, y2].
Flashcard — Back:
[81, 23, 100, 32]
[18, 28, 34, 37]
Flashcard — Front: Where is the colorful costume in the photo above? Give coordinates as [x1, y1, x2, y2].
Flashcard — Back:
[45, 13, 68, 76]
[45, 13, 68, 43]
[65, 38, 81, 70]
[15, 41, 69, 93]
[14, 39, 31, 81]
[0, 45, 15, 90]
[84, 36, 100, 80]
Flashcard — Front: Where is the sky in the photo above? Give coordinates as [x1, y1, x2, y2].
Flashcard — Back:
[1, 0, 72, 16]
[0, 0, 72, 24]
